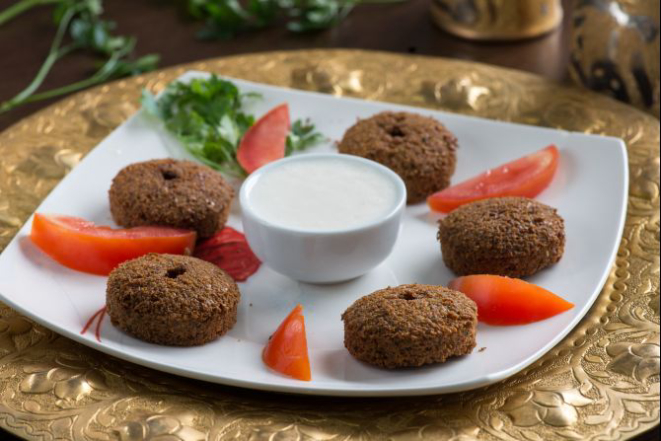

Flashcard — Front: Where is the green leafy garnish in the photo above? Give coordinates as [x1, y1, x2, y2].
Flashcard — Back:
[142, 75, 323, 178]
[187, 0, 406, 38]
[188, 0, 278, 39]
[0, 0, 408, 114]
[286, 119, 325, 155]
[0, 0, 158, 114]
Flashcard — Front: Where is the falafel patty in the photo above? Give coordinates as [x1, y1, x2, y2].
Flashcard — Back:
[438, 197, 565, 278]
[338, 111, 458, 204]
[106, 253, 240, 346]
[342, 284, 477, 368]
[109, 159, 234, 238]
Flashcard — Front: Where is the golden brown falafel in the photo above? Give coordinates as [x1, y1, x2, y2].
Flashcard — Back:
[109, 159, 234, 238]
[342, 284, 477, 368]
[106, 253, 240, 346]
[438, 197, 565, 278]
[338, 111, 458, 204]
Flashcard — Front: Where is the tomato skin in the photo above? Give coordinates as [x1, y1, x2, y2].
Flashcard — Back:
[30, 214, 196, 275]
[428, 145, 560, 213]
[449, 275, 574, 326]
[262, 304, 311, 381]
[237, 103, 290, 174]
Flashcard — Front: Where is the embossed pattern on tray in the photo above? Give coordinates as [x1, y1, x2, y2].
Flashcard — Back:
[0, 50, 658, 440]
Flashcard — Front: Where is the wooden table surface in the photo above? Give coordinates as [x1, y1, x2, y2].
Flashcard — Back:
[0, 0, 574, 131]
[0, 1, 657, 440]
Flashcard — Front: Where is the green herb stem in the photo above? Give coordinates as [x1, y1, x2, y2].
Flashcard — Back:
[0, 0, 61, 27]
[23, 50, 158, 105]
[0, 45, 73, 113]
[1, 0, 158, 114]
[22, 54, 119, 104]
[0, 4, 79, 113]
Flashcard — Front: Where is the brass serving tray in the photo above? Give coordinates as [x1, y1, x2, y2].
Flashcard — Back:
[0, 50, 658, 441]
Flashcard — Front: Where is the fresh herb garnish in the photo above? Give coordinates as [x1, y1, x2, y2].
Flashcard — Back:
[0, 0, 158, 114]
[187, 0, 406, 38]
[286, 119, 325, 155]
[187, 0, 278, 39]
[142, 75, 323, 178]
[0, 0, 407, 114]
[0, 0, 61, 27]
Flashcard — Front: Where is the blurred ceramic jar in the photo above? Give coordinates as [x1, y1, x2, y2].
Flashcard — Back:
[430, 0, 563, 40]
[569, 0, 660, 117]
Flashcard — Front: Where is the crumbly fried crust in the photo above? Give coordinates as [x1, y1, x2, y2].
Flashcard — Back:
[338, 112, 458, 204]
[106, 253, 240, 346]
[342, 284, 477, 368]
[109, 159, 234, 238]
[438, 197, 565, 277]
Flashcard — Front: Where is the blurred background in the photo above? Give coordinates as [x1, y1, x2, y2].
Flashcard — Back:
[0, 0, 657, 134]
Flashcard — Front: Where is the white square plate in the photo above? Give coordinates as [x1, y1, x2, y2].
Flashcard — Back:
[0, 72, 628, 396]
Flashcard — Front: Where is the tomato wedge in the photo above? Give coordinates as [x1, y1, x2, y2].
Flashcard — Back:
[428, 145, 560, 213]
[30, 214, 196, 275]
[237, 103, 290, 174]
[262, 304, 311, 381]
[449, 275, 574, 326]
[194, 227, 261, 282]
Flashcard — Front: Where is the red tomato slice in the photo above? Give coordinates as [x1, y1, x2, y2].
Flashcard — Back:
[449, 275, 574, 326]
[194, 227, 261, 282]
[262, 304, 311, 381]
[237, 103, 290, 174]
[30, 214, 196, 276]
[428, 145, 560, 213]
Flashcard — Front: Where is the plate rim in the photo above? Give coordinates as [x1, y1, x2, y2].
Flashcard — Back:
[0, 71, 631, 397]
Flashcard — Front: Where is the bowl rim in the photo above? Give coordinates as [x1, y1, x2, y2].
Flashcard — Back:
[239, 153, 407, 236]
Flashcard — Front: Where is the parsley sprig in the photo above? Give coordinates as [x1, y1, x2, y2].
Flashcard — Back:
[287, 119, 325, 155]
[0, 0, 407, 114]
[0, 0, 158, 114]
[188, 0, 406, 38]
[142, 75, 324, 178]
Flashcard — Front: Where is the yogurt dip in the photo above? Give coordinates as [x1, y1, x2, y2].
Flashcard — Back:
[247, 157, 399, 230]
[240, 154, 406, 283]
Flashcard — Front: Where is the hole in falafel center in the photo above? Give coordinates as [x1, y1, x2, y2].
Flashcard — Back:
[401, 292, 417, 300]
[162, 170, 178, 180]
[388, 126, 405, 137]
[166, 267, 186, 278]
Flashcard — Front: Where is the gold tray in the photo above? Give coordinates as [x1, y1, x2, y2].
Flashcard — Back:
[0, 50, 658, 441]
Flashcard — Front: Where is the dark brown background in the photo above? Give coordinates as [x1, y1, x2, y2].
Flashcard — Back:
[0, 0, 573, 131]
[0, 0, 658, 440]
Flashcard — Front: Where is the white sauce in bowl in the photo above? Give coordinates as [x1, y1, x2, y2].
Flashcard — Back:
[247, 157, 399, 230]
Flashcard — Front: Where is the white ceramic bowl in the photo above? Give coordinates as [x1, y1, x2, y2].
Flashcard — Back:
[239, 154, 407, 283]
